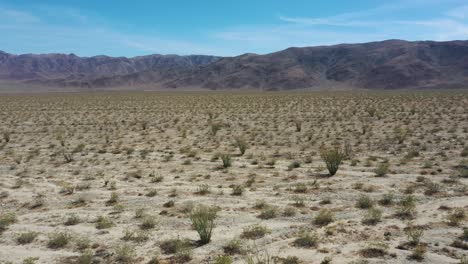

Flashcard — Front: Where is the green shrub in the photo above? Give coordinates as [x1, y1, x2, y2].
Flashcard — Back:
[223, 239, 244, 255]
[214, 255, 233, 264]
[221, 154, 232, 168]
[160, 238, 191, 254]
[189, 205, 218, 244]
[95, 216, 114, 229]
[397, 195, 417, 219]
[320, 147, 345, 176]
[356, 195, 374, 209]
[362, 208, 382, 225]
[0, 212, 16, 233]
[241, 225, 271, 240]
[47, 231, 72, 249]
[234, 137, 248, 156]
[374, 162, 389, 177]
[231, 185, 244, 196]
[293, 231, 319, 248]
[258, 207, 278, 219]
[114, 243, 136, 263]
[314, 209, 335, 226]
[16, 231, 39, 244]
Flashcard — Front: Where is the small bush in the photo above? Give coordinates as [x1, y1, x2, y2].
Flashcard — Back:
[114, 243, 136, 263]
[405, 225, 424, 245]
[95, 216, 114, 229]
[374, 162, 389, 177]
[258, 207, 278, 219]
[362, 208, 382, 225]
[16, 231, 39, 244]
[231, 185, 244, 196]
[293, 231, 319, 248]
[189, 205, 218, 244]
[0, 212, 16, 233]
[47, 231, 72, 249]
[320, 147, 345, 176]
[397, 195, 417, 219]
[448, 208, 466, 226]
[409, 243, 426, 261]
[160, 238, 191, 254]
[221, 154, 232, 168]
[214, 255, 233, 264]
[356, 195, 374, 209]
[140, 216, 158, 230]
[223, 239, 244, 255]
[378, 193, 394, 206]
[314, 209, 335, 226]
[241, 225, 271, 239]
[64, 214, 80, 226]
[234, 137, 248, 156]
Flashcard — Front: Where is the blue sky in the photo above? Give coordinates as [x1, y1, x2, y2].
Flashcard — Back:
[1, 0, 468, 57]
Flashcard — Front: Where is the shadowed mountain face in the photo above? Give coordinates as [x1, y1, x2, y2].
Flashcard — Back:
[1, 39, 468, 91]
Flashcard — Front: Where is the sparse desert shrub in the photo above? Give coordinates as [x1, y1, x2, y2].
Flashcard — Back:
[189, 205, 218, 244]
[223, 239, 245, 255]
[409, 243, 426, 261]
[447, 208, 466, 226]
[140, 216, 158, 230]
[114, 243, 136, 263]
[16, 231, 39, 244]
[287, 161, 301, 170]
[283, 256, 300, 264]
[2, 131, 10, 143]
[196, 184, 210, 195]
[64, 213, 80, 226]
[283, 207, 297, 217]
[122, 229, 150, 243]
[146, 188, 158, 197]
[106, 192, 119, 205]
[405, 225, 424, 245]
[95, 216, 114, 229]
[374, 162, 389, 177]
[214, 255, 233, 264]
[47, 231, 72, 249]
[397, 195, 417, 219]
[77, 250, 93, 264]
[221, 154, 232, 168]
[356, 195, 374, 209]
[378, 192, 394, 206]
[320, 147, 345, 176]
[0, 212, 16, 233]
[241, 225, 271, 240]
[424, 181, 441, 195]
[314, 209, 335, 226]
[210, 122, 222, 136]
[231, 185, 244, 196]
[258, 206, 278, 219]
[292, 195, 305, 207]
[160, 238, 191, 254]
[293, 183, 307, 193]
[362, 208, 382, 225]
[359, 241, 389, 258]
[293, 231, 319, 248]
[234, 137, 248, 156]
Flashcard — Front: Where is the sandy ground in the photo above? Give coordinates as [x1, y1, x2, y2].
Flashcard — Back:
[0, 91, 467, 264]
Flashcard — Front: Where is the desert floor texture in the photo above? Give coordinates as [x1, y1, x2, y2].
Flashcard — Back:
[0, 91, 467, 264]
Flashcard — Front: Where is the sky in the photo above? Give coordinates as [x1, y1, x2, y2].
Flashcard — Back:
[1, 0, 468, 57]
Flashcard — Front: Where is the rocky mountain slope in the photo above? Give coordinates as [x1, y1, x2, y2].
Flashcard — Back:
[1, 39, 468, 91]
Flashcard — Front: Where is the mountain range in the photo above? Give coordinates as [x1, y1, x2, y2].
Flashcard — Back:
[1, 39, 468, 91]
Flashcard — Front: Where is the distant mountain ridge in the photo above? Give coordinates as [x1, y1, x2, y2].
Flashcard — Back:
[1, 39, 468, 91]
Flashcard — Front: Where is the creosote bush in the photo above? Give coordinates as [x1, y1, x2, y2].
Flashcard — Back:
[314, 209, 335, 226]
[189, 205, 218, 244]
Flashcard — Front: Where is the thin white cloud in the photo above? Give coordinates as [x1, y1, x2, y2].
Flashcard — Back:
[446, 5, 468, 19]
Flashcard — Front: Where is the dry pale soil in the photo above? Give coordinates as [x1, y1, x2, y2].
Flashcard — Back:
[0, 91, 467, 264]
